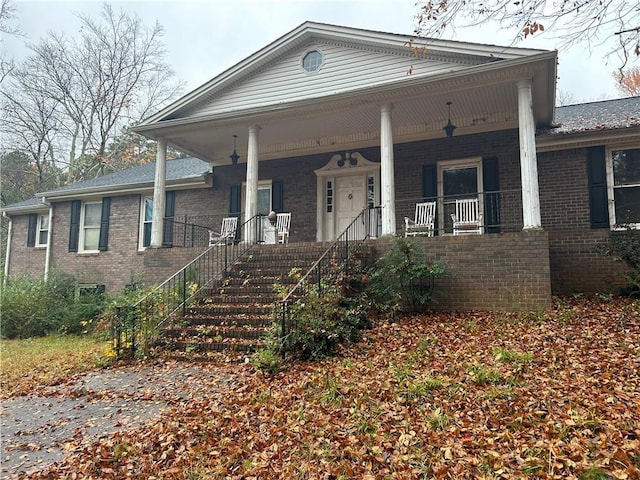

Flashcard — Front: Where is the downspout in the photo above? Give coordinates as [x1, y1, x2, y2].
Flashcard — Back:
[3, 212, 12, 285]
[43, 197, 53, 281]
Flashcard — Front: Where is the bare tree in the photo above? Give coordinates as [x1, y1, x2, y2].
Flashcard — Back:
[0, 0, 20, 84]
[613, 66, 640, 96]
[414, 0, 640, 70]
[1, 3, 183, 184]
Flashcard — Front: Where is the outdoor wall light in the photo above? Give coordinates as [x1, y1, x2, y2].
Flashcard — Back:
[443, 101, 457, 138]
[230, 134, 240, 165]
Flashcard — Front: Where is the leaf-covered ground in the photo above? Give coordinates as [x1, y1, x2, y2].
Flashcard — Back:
[30, 297, 640, 479]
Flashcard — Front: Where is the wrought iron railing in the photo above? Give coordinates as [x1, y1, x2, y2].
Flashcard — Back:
[112, 214, 264, 358]
[396, 189, 524, 236]
[276, 206, 381, 353]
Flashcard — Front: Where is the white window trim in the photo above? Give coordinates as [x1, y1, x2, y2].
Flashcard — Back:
[241, 180, 273, 216]
[79, 201, 102, 253]
[606, 146, 640, 230]
[35, 213, 49, 248]
[300, 48, 325, 74]
[138, 195, 153, 251]
[437, 157, 484, 234]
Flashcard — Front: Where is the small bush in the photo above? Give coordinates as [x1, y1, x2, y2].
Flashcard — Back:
[281, 286, 370, 361]
[596, 226, 640, 296]
[0, 272, 105, 339]
[367, 237, 446, 313]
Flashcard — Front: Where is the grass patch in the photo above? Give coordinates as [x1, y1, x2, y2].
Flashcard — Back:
[0, 335, 110, 398]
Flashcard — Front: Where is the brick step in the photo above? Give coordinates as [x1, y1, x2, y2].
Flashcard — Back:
[162, 338, 263, 353]
[199, 293, 280, 304]
[188, 304, 274, 315]
[182, 315, 273, 328]
[164, 325, 270, 340]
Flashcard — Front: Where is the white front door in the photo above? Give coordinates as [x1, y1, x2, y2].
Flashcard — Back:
[336, 175, 365, 235]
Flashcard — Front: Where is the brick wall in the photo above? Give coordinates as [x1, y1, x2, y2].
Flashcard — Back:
[5, 215, 47, 279]
[537, 148, 628, 294]
[373, 230, 552, 311]
[47, 196, 146, 295]
[5, 134, 630, 298]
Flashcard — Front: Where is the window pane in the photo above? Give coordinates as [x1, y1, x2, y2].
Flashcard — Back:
[84, 228, 100, 250]
[612, 149, 640, 186]
[144, 197, 154, 222]
[257, 187, 271, 215]
[614, 187, 640, 224]
[143, 223, 152, 247]
[38, 230, 48, 245]
[40, 215, 49, 230]
[443, 167, 478, 197]
[84, 203, 102, 226]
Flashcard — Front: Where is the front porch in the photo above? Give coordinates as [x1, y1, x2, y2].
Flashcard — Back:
[143, 226, 551, 313]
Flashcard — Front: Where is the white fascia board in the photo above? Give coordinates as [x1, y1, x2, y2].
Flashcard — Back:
[134, 50, 557, 137]
[36, 177, 209, 202]
[1, 204, 50, 215]
[536, 127, 640, 151]
[135, 22, 552, 130]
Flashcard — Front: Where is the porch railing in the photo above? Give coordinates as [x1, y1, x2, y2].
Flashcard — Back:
[395, 188, 524, 236]
[276, 206, 381, 355]
[112, 214, 263, 358]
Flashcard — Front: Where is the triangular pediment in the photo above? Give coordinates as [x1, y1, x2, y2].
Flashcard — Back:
[143, 22, 546, 126]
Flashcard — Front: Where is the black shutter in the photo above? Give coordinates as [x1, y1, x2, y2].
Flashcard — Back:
[422, 164, 438, 234]
[98, 197, 111, 251]
[162, 191, 176, 247]
[422, 164, 437, 201]
[229, 185, 241, 216]
[69, 200, 81, 252]
[482, 157, 501, 233]
[27, 213, 37, 247]
[586, 146, 610, 228]
[272, 180, 284, 213]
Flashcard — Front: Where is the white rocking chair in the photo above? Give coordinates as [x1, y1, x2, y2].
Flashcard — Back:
[276, 213, 291, 244]
[405, 201, 436, 237]
[208, 217, 238, 246]
[450, 198, 483, 235]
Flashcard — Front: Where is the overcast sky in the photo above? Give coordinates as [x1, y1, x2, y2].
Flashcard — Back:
[3, 0, 623, 103]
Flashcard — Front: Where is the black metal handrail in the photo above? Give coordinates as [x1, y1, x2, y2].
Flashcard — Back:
[276, 206, 381, 353]
[113, 214, 264, 358]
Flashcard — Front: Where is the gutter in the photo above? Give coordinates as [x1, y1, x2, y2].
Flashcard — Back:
[3, 212, 11, 285]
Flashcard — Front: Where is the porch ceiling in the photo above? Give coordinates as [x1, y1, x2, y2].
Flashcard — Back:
[139, 54, 556, 164]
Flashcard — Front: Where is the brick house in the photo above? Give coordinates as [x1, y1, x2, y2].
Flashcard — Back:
[3, 22, 639, 310]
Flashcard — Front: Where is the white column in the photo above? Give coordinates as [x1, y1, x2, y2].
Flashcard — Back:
[517, 79, 542, 229]
[244, 125, 261, 243]
[380, 103, 397, 235]
[150, 138, 167, 247]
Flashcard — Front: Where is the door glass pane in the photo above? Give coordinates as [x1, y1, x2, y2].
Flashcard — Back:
[442, 166, 478, 232]
[257, 186, 271, 215]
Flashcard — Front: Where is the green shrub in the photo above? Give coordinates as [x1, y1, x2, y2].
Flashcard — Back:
[596, 226, 640, 296]
[0, 272, 105, 339]
[367, 237, 446, 313]
[281, 286, 370, 361]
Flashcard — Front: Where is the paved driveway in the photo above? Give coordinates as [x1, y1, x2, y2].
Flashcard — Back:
[1, 360, 237, 478]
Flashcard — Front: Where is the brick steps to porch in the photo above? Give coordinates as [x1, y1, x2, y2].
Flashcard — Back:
[160, 243, 329, 355]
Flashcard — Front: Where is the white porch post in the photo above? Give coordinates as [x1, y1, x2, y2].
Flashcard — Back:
[517, 79, 542, 229]
[150, 138, 167, 247]
[244, 125, 261, 243]
[380, 103, 397, 235]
